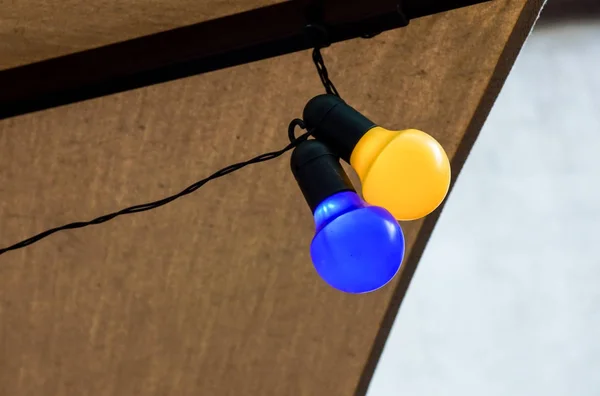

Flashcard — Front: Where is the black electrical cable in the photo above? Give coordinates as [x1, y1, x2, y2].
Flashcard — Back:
[0, 44, 339, 256]
[0, 121, 311, 256]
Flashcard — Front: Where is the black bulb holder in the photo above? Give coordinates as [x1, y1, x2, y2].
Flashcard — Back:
[302, 95, 376, 163]
[290, 140, 355, 212]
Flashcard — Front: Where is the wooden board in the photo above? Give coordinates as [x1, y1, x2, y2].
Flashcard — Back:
[0, 1, 544, 395]
[0, 0, 280, 70]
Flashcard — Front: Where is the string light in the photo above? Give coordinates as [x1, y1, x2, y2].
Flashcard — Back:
[303, 94, 451, 221]
[290, 140, 405, 293]
[1, 37, 445, 296]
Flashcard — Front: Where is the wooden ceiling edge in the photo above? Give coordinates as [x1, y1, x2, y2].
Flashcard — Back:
[353, 1, 547, 395]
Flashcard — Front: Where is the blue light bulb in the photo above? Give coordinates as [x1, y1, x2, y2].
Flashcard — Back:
[310, 191, 405, 294]
[290, 139, 405, 294]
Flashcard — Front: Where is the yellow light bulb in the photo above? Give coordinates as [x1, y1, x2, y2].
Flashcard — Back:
[350, 127, 451, 221]
[303, 94, 452, 221]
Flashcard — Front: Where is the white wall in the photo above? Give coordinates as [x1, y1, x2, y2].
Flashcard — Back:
[368, 22, 600, 396]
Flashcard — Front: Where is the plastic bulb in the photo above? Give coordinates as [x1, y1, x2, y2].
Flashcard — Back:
[310, 191, 405, 294]
[350, 127, 451, 221]
[303, 95, 451, 221]
[291, 139, 405, 294]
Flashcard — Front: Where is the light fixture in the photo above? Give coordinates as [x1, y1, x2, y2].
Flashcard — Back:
[291, 139, 405, 294]
[303, 94, 451, 221]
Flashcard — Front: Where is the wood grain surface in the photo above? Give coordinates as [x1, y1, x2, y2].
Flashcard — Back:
[0, 1, 543, 395]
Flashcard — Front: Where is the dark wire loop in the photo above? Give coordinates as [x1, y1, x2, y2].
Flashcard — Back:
[312, 47, 340, 98]
[288, 118, 307, 143]
[0, 120, 312, 257]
